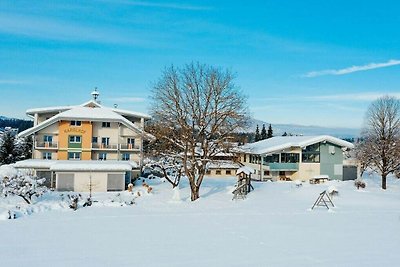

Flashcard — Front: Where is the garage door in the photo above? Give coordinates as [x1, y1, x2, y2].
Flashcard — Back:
[107, 174, 124, 191]
[57, 174, 74, 191]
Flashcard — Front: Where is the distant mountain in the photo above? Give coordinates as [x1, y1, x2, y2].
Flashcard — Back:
[0, 116, 33, 133]
[245, 119, 360, 138]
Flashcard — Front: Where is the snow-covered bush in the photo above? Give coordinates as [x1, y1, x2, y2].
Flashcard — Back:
[354, 179, 366, 189]
[143, 156, 184, 188]
[0, 167, 47, 204]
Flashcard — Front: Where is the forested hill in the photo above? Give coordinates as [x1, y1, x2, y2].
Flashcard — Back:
[0, 116, 33, 133]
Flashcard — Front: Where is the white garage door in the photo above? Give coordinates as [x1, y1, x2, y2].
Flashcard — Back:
[107, 174, 124, 191]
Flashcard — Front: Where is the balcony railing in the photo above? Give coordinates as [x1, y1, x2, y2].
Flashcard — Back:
[91, 143, 119, 150]
[269, 163, 299, 171]
[35, 141, 58, 149]
[120, 144, 140, 150]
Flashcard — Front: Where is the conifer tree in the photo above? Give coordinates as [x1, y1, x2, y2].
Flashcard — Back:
[255, 124, 261, 142]
[261, 124, 267, 140]
[267, 124, 273, 139]
[0, 130, 18, 164]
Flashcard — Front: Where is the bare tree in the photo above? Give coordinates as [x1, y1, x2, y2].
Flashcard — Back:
[149, 62, 249, 201]
[357, 96, 400, 189]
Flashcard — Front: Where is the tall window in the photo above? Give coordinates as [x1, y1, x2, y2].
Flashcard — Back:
[263, 154, 279, 165]
[92, 136, 98, 143]
[302, 143, 320, 163]
[101, 137, 110, 145]
[70, 120, 82, 126]
[68, 152, 81, 160]
[42, 152, 52, 160]
[122, 153, 130, 161]
[281, 153, 299, 163]
[127, 138, 135, 148]
[102, 122, 111, 128]
[99, 153, 107, 160]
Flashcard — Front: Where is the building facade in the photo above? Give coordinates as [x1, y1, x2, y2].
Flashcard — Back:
[15, 91, 153, 192]
[236, 135, 355, 181]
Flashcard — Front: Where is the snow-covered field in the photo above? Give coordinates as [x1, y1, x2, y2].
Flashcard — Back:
[1, 173, 400, 267]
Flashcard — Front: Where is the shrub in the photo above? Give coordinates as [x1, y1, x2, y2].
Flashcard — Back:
[354, 179, 366, 189]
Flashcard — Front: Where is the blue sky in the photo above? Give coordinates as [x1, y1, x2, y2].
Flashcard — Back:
[1, 0, 400, 128]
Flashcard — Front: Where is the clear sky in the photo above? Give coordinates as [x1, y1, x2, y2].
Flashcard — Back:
[1, 0, 399, 128]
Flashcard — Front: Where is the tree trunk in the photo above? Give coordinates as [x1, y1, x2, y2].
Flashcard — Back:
[190, 186, 200, 201]
[382, 173, 387, 190]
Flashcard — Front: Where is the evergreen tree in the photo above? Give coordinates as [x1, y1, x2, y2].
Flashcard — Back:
[261, 124, 267, 140]
[255, 125, 261, 142]
[15, 136, 33, 161]
[0, 130, 18, 164]
[267, 124, 273, 139]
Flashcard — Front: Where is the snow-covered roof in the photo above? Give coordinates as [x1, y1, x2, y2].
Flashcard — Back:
[206, 160, 241, 169]
[19, 106, 154, 140]
[26, 99, 151, 120]
[13, 159, 138, 171]
[13, 159, 56, 169]
[236, 166, 255, 175]
[236, 135, 354, 155]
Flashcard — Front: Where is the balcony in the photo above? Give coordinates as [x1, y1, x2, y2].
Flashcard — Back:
[35, 141, 58, 149]
[269, 163, 299, 171]
[91, 143, 118, 150]
[120, 144, 140, 150]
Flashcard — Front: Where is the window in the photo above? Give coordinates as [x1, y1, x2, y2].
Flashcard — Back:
[243, 154, 246, 162]
[263, 154, 279, 165]
[69, 135, 81, 143]
[102, 122, 111, 128]
[43, 135, 53, 142]
[99, 153, 107, 160]
[68, 152, 81, 160]
[281, 153, 299, 163]
[42, 152, 52, 160]
[92, 137, 98, 143]
[206, 170, 211, 175]
[216, 170, 221, 175]
[226, 170, 232, 175]
[122, 153, 130, 161]
[70, 120, 82, 126]
[264, 170, 270, 176]
[302, 143, 320, 163]
[127, 138, 135, 148]
[101, 137, 110, 145]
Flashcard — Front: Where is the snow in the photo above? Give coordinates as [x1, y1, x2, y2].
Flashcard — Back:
[50, 160, 138, 171]
[13, 159, 139, 171]
[19, 102, 153, 140]
[236, 165, 255, 175]
[206, 160, 241, 169]
[26, 99, 151, 119]
[236, 135, 354, 155]
[0, 172, 399, 266]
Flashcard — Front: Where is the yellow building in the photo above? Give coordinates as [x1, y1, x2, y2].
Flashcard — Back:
[15, 90, 153, 192]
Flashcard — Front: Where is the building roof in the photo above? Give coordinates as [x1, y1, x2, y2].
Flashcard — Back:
[18, 106, 155, 140]
[13, 159, 138, 171]
[236, 166, 255, 175]
[206, 160, 242, 169]
[236, 135, 354, 155]
[26, 99, 151, 120]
